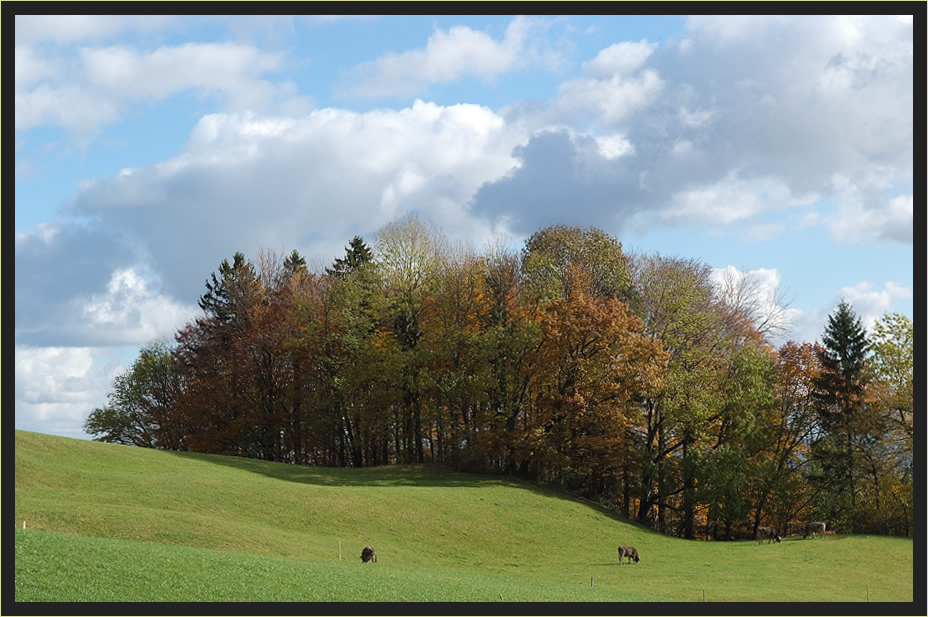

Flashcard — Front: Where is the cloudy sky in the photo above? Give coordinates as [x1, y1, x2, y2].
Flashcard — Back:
[15, 15, 914, 440]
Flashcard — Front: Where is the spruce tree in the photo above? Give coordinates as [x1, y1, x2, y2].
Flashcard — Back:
[198, 251, 252, 323]
[812, 300, 869, 530]
[326, 236, 373, 278]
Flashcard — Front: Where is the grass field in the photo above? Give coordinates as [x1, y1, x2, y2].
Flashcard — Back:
[14, 429, 914, 602]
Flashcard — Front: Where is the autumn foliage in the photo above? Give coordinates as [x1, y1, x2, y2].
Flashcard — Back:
[85, 217, 914, 539]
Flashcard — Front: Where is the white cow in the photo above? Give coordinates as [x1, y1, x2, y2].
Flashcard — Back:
[803, 521, 826, 539]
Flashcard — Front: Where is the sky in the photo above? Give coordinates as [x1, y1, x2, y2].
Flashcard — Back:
[15, 15, 914, 440]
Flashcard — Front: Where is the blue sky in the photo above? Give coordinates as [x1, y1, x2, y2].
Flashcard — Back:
[15, 15, 914, 440]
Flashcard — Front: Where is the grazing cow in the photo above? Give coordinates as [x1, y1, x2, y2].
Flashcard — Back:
[361, 545, 377, 563]
[618, 546, 640, 564]
[803, 522, 826, 539]
[756, 526, 782, 544]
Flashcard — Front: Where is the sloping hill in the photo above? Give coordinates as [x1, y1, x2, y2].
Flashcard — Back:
[14, 430, 914, 602]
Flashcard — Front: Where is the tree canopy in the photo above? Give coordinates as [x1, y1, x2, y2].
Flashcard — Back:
[85, 220, 914, 539]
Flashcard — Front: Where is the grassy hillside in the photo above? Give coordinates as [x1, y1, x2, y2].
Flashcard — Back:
[14, 430, 914, 602]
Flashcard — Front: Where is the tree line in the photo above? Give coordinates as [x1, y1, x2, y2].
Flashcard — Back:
[85, 215, 914, 539]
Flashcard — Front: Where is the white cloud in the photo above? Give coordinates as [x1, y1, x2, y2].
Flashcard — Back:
[837, 281, 913, 333]
[40, 101, 526, 308]
[684, 15, 794, 48]
[827, 193, 913, 245]
[663, 173, 814, 226]
[15, 37, 298, 133]
[555, 41, 663, 124]
[15, 222, 60, 246]
[15, 345, 126, 439]
[706, 270, 913, 349]
[339, 16, 558, 98]
[78, 268, 199, 345]
[595, 134, 634, 160]
[671, 139, 693, 156]
[15, 220, 198, 347]
[581, 40, 656, 78]
[381, 164, 427, 210]
[81, 43, 285, 101]
[15, 86, 120, 132]
[781, 280, 913, 347]
[624, 15, 913, 241]
[15, 46, 58, 88]
[14, 15, 178, 45]
[176, 100, 516, 181]
[825, 173, 913, 244]
[677, 106, 716, 129]
[16, 98, 532, 438]
[785, 308, 831, 347]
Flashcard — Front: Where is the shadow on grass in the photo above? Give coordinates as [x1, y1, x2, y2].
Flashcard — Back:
[166, 449, 530, 490]
[162, 450, 650, 528]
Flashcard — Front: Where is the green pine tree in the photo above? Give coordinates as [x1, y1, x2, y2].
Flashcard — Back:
[326, 236, 374, 278]
[811, 300, 870, 530]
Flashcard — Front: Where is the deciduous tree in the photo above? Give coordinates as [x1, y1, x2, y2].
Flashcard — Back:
[84, 339, 185, 449]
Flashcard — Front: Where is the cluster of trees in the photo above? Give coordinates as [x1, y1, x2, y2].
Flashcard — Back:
[85, 215, 913, 539]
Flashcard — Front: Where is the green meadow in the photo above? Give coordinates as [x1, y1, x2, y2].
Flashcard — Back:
[14, 430, 913, 602]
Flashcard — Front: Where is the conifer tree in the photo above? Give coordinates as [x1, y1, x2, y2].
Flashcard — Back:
[326, 236, 373, 278]
[811, 300, 870, 529]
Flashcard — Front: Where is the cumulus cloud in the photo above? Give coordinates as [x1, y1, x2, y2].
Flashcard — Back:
[663, 172, 816, 225]
[837, 281, 913, 333]
[15, 36, 303, 134]
[555, 40, 664, 123]
[338, 16, 560, 98]
[15, 224, 198, 348]
[582, 40, 656, 78]
[82, 43, 283, 97]
[595, 134, 634, 160]
[78, 268, 200, 345]
[486, 15, 912, 244]
[469, 129, 646, 234]
[682, 15, 795, 49]
[15, 223, 136, 344]
[825, 175, 913, 244]
[656, 15, 912, 200]
[18, 102, 524, 320]
[15, 85, 121, 134]
[15, 345, 126, 439]
[785, 280, 914, 347]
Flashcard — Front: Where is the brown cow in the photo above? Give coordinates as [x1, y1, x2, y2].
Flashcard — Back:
[361, 545, 377, 563]
[618, 546, 640, 564]
[803, 522, 826, 539]
[756, 526, 781, 544]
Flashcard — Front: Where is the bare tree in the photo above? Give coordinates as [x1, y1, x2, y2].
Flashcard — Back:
[713, 266, 794, 343]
